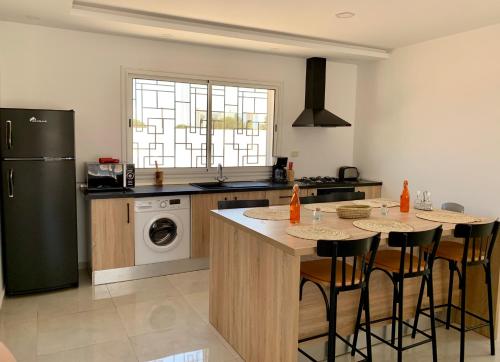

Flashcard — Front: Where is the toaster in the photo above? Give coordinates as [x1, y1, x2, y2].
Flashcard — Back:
[338, 166, 359, 181]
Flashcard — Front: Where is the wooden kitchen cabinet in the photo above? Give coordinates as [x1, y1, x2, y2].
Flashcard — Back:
[355, 185, 382, 199]
[191, 191, 267, 258]
[90, 198, 135, 271]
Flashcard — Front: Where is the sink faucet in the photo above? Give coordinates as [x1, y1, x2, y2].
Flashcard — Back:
[215, 163, 227, 183]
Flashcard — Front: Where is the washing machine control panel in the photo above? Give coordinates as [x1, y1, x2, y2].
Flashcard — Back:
[135, 196, 189, 212]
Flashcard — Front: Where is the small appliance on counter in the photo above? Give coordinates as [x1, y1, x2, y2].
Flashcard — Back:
[338, 166, 359, 181]
[272, 157, 288, 184]
[86, 162, 135, 191]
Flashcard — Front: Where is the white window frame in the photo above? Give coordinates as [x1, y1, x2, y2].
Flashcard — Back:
[121, 67, 282, 184]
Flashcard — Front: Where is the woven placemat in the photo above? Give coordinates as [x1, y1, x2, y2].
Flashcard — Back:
[303, 202, 355, 213]
[353, 199, 400, 208]
[286, 225, 351, 240]
[243, 206, 289, 220]
[415, 210, 480, 224]
[353, 219, 414, 233]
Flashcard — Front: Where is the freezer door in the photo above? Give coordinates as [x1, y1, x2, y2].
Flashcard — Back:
[0, 108, 75, 158]
[1, 159, 78, 294]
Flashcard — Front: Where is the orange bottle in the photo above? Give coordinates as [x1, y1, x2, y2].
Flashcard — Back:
[400, 180, 410, 213]
[290, 184, 301, 224]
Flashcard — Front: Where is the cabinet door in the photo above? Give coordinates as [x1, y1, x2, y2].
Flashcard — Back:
[91, 198, 134, 271]
[191, 191, 268, 258]
[307, 188, 317, 196]
[229, 191, 267, 201]
[266, 188, 308, 205]
[191, 192, 232, 258]
[355, 186, 382, 199]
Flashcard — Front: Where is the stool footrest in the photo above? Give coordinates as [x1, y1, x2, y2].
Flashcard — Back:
[359, 317, 433, 351]
[419, 304, 492, 329]
[299, 331, 368, 361]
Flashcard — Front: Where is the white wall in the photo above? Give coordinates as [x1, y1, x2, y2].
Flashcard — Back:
[0, 21, 358, 264]
[355, 24, 500, 217]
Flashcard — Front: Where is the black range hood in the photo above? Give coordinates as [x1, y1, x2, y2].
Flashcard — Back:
[292, 57, 351, 127]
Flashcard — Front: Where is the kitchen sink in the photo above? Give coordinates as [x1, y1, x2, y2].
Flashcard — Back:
[191, 181, 271, 190]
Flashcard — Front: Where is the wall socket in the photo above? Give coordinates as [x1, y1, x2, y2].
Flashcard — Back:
[290, 151, 299, 158]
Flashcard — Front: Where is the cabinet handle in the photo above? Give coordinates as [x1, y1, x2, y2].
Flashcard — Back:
[8, 169, 14, 198]
[6, 120, 12, 149]
[234, 196, 237, 200]
[224, 197, 228, 201]
[279, 196, 291, 199]
[127, 203, 130, 224]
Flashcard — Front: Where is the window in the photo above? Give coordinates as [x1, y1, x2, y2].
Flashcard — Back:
[128, 74, 277, 170]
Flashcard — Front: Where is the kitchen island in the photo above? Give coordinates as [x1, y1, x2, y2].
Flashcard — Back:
[209, 205, 500, 361]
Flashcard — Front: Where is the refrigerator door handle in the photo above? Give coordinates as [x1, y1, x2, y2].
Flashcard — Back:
[6, 120, 12, 149]
[43, 157, 75, 162]
[8, 169, 14, 198]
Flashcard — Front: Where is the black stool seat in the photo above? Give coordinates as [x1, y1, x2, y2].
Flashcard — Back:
[300, 191, 365, 205]
[217, 198, 269, 209]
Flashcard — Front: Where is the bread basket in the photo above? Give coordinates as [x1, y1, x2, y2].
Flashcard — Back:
[337, 205, 372, 219]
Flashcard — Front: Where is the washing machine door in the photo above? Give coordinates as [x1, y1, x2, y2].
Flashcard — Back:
[144, 214, 184, 252]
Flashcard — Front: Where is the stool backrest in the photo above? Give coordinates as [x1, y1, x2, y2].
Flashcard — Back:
[442, 202, 465, 213]
[217, 199, 269, 210]
[300, 191, 365, 205]
[388, 226, 443, 276]
[454, 220, 499, 264]
[317, 234, 381, 290]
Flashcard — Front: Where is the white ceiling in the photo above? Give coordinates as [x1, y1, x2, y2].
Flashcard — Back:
[1, 0, 500, 59]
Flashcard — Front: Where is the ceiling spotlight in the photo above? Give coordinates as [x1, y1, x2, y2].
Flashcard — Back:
[335, 11, 355, 19]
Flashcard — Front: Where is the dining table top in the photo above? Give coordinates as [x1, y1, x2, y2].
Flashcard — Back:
[210, 201, 494, 256]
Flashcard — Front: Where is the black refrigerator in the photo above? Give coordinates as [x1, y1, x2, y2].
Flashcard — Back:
[0, 108, 78, 295]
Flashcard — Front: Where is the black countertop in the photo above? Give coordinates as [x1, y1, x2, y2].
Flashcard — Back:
[83, 179, 382, 200]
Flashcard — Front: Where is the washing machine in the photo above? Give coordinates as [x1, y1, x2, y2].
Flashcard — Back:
[135, 196, 191, 265]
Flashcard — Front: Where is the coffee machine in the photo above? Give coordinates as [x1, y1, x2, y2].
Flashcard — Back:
[272, 157, 288, 184]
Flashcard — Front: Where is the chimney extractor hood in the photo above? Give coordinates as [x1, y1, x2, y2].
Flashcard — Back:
[292, 57, 351, 127]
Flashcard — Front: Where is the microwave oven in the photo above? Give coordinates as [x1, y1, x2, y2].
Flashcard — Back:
[86, 163, 135, 191]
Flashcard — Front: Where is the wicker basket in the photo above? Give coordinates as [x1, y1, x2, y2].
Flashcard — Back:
[337, 205, 372, 219]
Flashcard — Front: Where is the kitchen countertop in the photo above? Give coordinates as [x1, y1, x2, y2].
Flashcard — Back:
[83, 179, 382, 200]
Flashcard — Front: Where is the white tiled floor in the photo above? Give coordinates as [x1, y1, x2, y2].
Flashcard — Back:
[0, 269, 499, 361]
[0, 270, 242, 362]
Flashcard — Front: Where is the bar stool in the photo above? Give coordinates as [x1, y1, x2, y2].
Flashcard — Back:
[352, 226, 443, 362]
[412, 220, 499, 362]
[441, 202, 465, 213]
[299, 191, 365, 205]
[298, 234, 381, 362]
[217, 199, 269, 209]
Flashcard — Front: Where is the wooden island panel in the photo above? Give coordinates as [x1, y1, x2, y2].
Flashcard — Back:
[209, 216, 300, 361]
